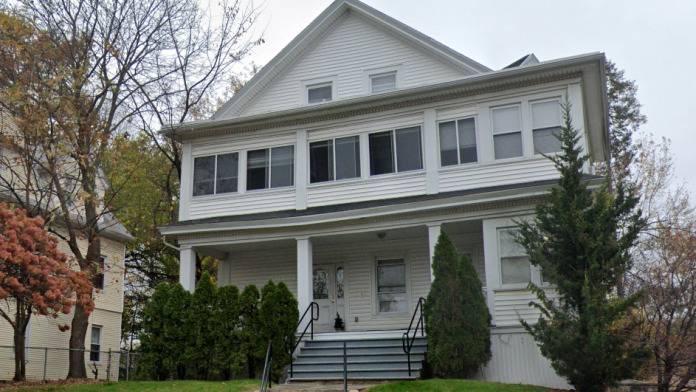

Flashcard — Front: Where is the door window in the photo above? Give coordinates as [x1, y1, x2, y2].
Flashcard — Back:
[313, 269, 329, 299]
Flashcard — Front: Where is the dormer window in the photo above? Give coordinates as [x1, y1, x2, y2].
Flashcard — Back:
[307, 82, 332, 104]
[370, 71, 397, 93]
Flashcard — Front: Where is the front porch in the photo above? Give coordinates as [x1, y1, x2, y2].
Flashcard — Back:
[183, 220, 485, 333]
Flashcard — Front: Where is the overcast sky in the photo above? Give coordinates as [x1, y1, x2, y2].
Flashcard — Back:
[245, 0, 696, 193]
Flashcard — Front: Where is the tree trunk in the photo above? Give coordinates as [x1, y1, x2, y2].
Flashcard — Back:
[67, 302, 90, 378]
[13, 328, 26, 381]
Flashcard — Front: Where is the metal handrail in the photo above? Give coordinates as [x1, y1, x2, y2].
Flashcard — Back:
[260, 340, 272, 392]
[401, 297, 426, 377]
[289, 301, 319, 378]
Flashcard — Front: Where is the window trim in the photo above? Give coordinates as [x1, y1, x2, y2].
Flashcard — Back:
[437, 115, 479, 167]
[530, 97, 563, 157]
[491, 104, 524, 161]
[89, 325, 102, 363]
[302, 76, 336, 105]
[245, 145, 295, 192]
[309, 135, 361, 185]
[368, 125, 424, 177]
[191, 152, 240, 198]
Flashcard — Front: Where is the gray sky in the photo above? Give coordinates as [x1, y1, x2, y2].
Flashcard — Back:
[246, 0, 696, 193]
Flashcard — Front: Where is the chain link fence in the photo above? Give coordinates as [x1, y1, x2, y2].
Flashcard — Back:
[0, 346, 141, 382]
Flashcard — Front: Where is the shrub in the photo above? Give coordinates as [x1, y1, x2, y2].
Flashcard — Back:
[425, 231, 491, 377]
[259, 281, 299, 380]
[186, 271, 217, 380]
[238, 284, 262, 378]
[212, 285, 241, 379]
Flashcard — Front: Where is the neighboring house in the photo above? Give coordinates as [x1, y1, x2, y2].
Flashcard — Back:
[0, 115, 133, 381]
[159, 0, 608, 388]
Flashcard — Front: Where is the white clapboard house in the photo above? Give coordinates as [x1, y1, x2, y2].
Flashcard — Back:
[159, 0, 608, 388]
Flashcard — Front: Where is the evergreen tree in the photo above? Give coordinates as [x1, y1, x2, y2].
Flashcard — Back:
[164, 283, 192, 379]
[238, 284, 262, 378]
[186, 272, 217, 380]
[212, 285, 241, 379]
[259, 281, 299, 381]
[138, 283, 171, 380]
[425, 231, 491, 377]
[517, 103, 647, 392]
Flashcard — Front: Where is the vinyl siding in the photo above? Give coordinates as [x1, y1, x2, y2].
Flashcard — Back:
[479, 328, 569, 389]
[438, 158, 558, 193]
[235, 12, 469, 117]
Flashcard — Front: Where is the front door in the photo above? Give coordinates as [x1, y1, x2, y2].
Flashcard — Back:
[313, 264, 346, 331]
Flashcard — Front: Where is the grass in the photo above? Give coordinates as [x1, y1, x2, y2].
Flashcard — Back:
[8, 380, 258, 392]
[368, 379, 549, 392]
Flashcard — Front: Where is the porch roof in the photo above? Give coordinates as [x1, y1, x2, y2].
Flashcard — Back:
[160, 175, 602, 236]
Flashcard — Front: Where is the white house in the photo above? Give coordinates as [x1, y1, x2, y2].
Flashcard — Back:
[159, 0, 608, 387]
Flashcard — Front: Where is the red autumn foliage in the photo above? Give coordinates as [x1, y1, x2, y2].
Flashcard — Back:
[0, 203, 94, 380]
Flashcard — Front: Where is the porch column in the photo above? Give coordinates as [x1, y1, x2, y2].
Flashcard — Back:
[296, 237, 313, 315]
[427, 223, 442, 282]
[179, 245, 196, 292]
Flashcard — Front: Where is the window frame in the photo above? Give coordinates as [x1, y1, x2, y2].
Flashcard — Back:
[496, 226, 551, 289]
[530, 98, 563, 156]
[89, 325, 102, 362]
[309, 135, 361, 185]
[369, 71, 397, 94]
[437, 115, 479, 167]
[306, 82, 333, 105]
[491, 104, 524, 161]
[368, 125, 424, 177]
[246, 145, 295, 191]
[192, 152, 240, 197]
[375, 258, 409, 315]
[92, 256, 105, 291]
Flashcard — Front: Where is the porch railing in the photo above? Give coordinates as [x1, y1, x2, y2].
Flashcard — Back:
[289, 301, 319, 379]
[259, 340, 272, 392]
[402, 297, 426, 377]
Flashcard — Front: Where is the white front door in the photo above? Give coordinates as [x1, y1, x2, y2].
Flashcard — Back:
[313, 264, 346, 331]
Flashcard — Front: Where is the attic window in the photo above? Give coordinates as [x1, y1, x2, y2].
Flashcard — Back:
[307, 82, 332, 104]
[370, 71, 397, 93]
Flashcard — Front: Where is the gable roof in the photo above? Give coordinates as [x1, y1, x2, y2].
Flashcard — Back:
[213, 0, 491, 120]
[504, 53, 540, 69]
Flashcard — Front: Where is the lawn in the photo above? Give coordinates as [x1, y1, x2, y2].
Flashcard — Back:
[8, 380, 258, 392]
[368, 379, 549, 392]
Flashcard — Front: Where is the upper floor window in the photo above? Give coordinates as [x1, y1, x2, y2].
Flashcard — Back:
[492, 105, 523, 159]
[370, 71, 397, 93]
[92, 256, 105, 290]
[439, 117, 477, 166]
[307, 82, 332, 104]
[193, 152, 239, 196]
[369, 126, 423, 176]
[247, 146, 294, 190]
[310, 136, 361, 183]
[498, 228, 531, 285]
[531, 100, 562, 154]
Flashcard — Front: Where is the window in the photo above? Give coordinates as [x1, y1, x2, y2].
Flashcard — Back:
[498, 228, 531, 285]
[192, 153, 239, 196]
[310, 136, 360, 183]
[370, 71, 396, 93]
[532, 100, 562, 154]
[89, 325, 102, 362]
[247, 146, 294, 190]
[438, 117, 477, 166]
[307, 82, 332, 104]
[492, 105, 523, 159]
[92, 256, 105, 290]
[369, 126, 422, 176]
[377, 259, 407, 313]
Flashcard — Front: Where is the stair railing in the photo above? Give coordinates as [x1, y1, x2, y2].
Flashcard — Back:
[289, 301, 319, 378]
[260, 340, 272, 392]
[401, 297, 426, 377]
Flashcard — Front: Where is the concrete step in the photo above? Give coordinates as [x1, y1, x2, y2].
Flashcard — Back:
[292, 361, 422, 372]
[289, 369, 419, 381]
